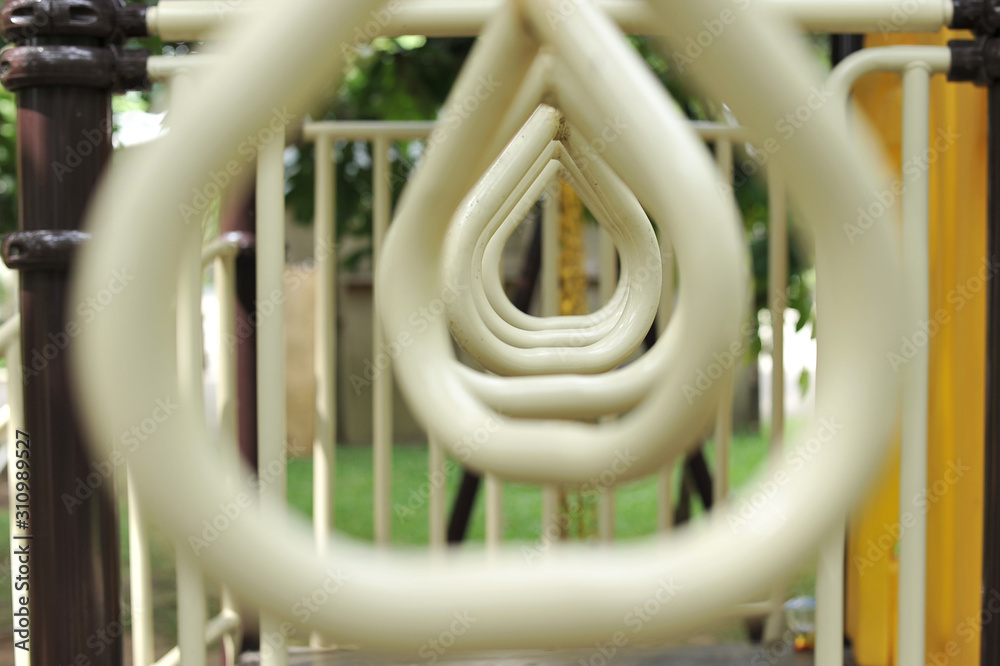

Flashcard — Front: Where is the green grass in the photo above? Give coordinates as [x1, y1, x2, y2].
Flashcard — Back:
[0, 428, 817, 649]
[292, 429, 778, 545]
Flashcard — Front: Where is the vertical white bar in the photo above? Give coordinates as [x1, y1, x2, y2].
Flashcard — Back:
[216, 250, 240, 663]
[372, 136, 393, 547]
[176, 548, 207, 666]
[176, 151, 207, 666]
[128, 471, 154, 666]
[429, 437, 447, 549]
[713, 380, 733, 505]
[815, 520, 845, 666]
[540, 188, 560, 535]
[6, 275, 27, 666]
[813, 124, 844, 666]
[657, 223, 675, 533]
[764, 170, 788, 643]
[485, 473, 503, 551]
[713, 139, 734, 506]
[898, 62, 930, 666]
[598, 227, 616, 542]
[257, 123, 288, 666]
[311, 134, 337, 647]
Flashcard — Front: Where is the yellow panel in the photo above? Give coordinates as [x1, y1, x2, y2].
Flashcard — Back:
[846, 30, 986, 666]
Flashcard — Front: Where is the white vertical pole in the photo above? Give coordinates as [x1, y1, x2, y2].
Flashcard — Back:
[216, 249, 240, 663]
[540, 187, 560, 536]
[311, 135, 337, 647]
[257, 123, 288, 666]
[815, 521, 846, 666]
[485, 473, 503, 551]
[898, 62, 931, 666]
[176, 147, 207, 666]
[813, 133, 844, 666]
[713, 138, 734, 506]
[176, 548, 207, 666]
[764, 170, 788, 643]
[373, 136, 393, 547]
[128, 470, 155, 666]
[429, 437, 447, 549]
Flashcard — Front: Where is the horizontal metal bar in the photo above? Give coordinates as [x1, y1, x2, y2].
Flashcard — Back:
[151, 611, 241, 666]
[302, 119, 750, 143]
[201, 232, 254, 269]
[302, 120, 436, 141]
[147, 0, 954, 41]
[147, 54, 222, 82]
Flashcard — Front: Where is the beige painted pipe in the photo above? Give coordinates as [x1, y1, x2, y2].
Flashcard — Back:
[763, 170, 788, 644]
[373, 135, 393, 547]
[256, 120, 289, 666]
[311, 133, 336, 648]
[71, 0, 903, 650]
[146, 0, 954, 42]
[823, 45, 950, 666]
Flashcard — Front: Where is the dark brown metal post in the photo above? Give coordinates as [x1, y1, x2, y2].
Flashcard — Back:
[0, 0, 146, 661]
[219, 185, 259, 656]
[949, 4, 1000, 664]
[221, 185, 259, 469]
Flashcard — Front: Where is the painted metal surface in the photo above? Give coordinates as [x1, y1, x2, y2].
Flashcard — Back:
[69, 0, 902, 653]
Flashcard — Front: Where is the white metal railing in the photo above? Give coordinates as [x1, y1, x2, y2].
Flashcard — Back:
[1, 34, 940, 666]
[299, 115, 788, 635]
[62, 0, 916, 661]
[144, 0, 954, 43]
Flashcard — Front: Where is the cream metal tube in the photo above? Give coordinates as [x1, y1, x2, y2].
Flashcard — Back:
[71, 0, 903, 651]
[147, 0, 954, 41]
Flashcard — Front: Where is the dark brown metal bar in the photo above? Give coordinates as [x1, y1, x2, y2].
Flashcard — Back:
[984, 80, 1000, 666]
[948, 5, 1000, 664]
[219, 184, 259, 657]
[0, 0, 147, 661]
